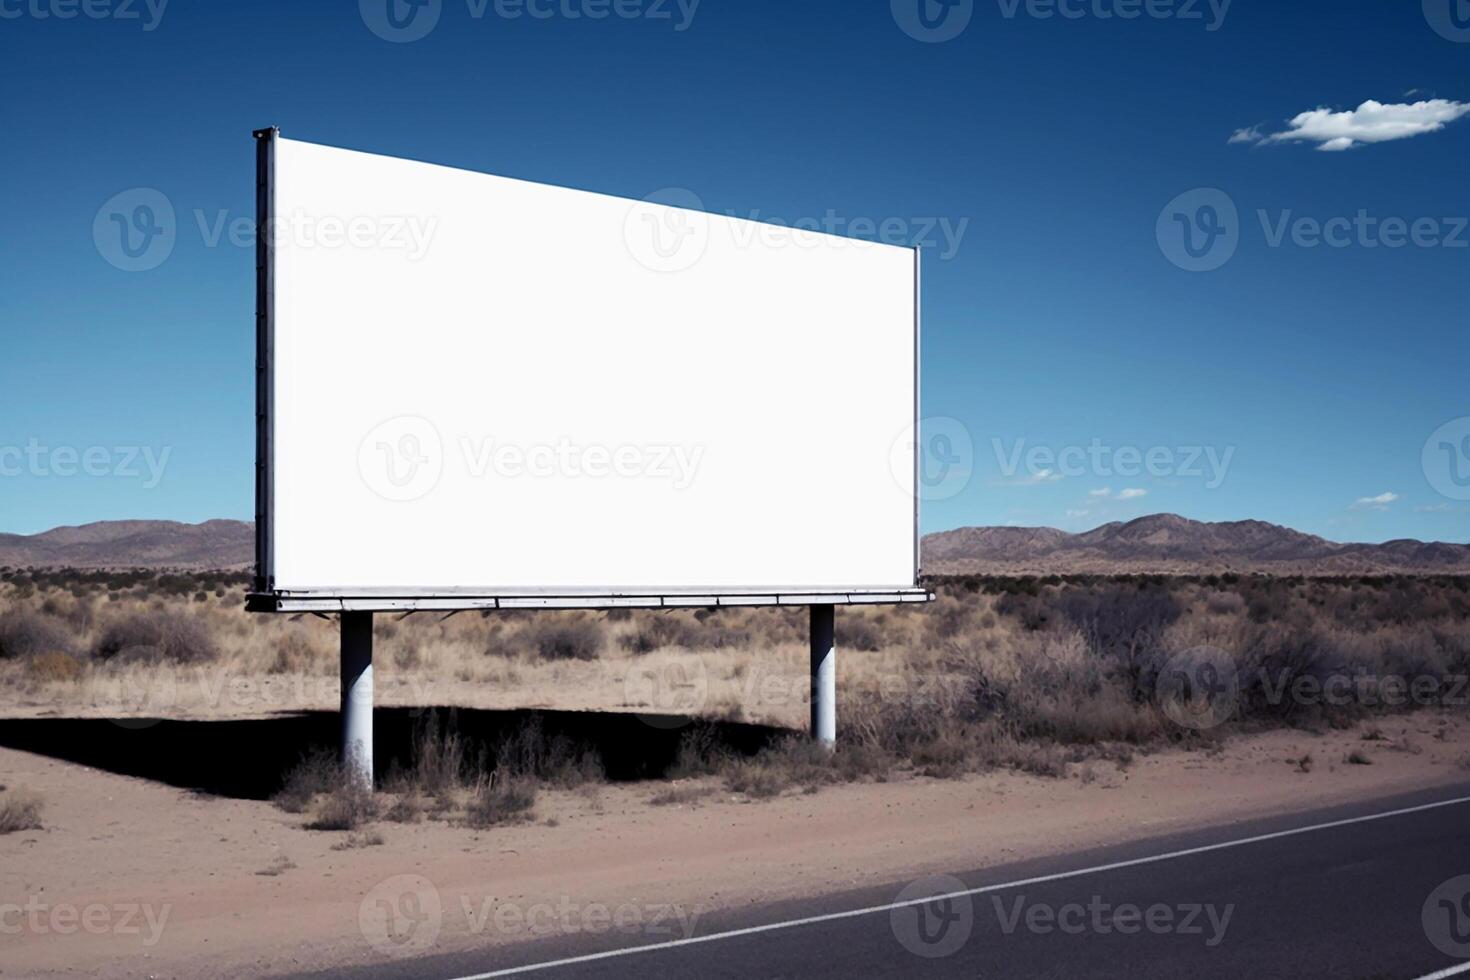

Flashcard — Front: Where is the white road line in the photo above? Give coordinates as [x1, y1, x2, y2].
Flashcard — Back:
[1413, 963, 1470, 980]
[449, 793, 1470, 979]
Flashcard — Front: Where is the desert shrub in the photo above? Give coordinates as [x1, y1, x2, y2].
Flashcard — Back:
[268, 627, 326, 674]
[382, 795, 425, 824]
[909, 731, 971, 778]
[620, 613, 749, 653]
[27, 651, 82, 683]
[835, 615, 883, 652]
[493, 715, 602, 786]
[466, 774, 536, 827]
[308, 777, 378, 831]
[1045, 583, 1183, 664]
[620, 615, 698, 653]
[521, 617, 604, 661]
[922, 593, 978, 643]
[0, 789, 43, 834]
[0, 609, 74, 660]
[649, 784, 712, 806]
[1204, 591, 1245, 615]
[666, 723, 733, 778]
[721, 736, 890, 798]
[272, 749, 341, 814]
[406, 710, 475, 796]
[92, 610, 218, 664]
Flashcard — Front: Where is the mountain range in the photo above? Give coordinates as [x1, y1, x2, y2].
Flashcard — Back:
[0, 520, 254, 570]
[0, 515, 1467, 575]
[923, 514, 1470, 575]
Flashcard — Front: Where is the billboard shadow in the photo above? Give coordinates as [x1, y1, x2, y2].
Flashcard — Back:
[0, 708, 783, 801]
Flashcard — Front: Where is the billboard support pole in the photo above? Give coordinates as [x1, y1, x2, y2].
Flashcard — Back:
[341, 611, 374, 789]
[810, 604, 836, 747]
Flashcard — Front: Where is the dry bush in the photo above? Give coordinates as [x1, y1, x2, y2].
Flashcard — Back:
[835, 615, 884, 652]
[0, 788, 44, 834]
[331, 830, 386, 850]
[618, 611, 751, 654]
[411, 711, 474, 794]
[308, 777, 379, 831]
[27, 651, 82, 683]
[0, 608, 74, 659]
[268, 627, 328, 674]
[493, 715, 603, 787]
[92, 610, 218, 664]
[272, 749, 341, 814]
[520, 617, 605, 661]
[1204, 591, 1246, 615]
[619, 614, 701, 654]
[722, 736, 893, 798]
[466, 773, 536, 827]
[382, 794, 425, 823]
[649, 784, 712, 806]
[665, 723, 733, 779]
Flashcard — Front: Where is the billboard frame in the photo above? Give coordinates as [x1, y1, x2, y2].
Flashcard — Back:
[246, 127, 932, 614]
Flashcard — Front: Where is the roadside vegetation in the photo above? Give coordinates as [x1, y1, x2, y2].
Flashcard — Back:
[0, 785, 44, 834]
[0, 567, 1468, 818]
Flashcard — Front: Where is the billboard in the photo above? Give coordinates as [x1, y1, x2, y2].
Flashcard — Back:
[251, 130, 923, 611]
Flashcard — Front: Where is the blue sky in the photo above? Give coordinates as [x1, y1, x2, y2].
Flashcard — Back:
[2, 0, 1468, 542]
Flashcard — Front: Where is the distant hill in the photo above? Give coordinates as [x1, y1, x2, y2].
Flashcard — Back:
[1, 514, 1466, 575]
[0, 520, 253, 569]
[923, 514, 1470, 575]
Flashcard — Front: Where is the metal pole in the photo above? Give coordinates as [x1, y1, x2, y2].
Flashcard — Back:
[341, 611, 374, 789]
[810, 604, 836, 747]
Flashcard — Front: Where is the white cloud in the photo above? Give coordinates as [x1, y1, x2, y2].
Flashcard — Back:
[996, 468, 1064, 486]
[1088, 487, 1112, 497]
[1065, 509, 1091, 519]
[1231, 100, 1470, 152]
[1351, 491, 1400, 510]
[1116, 488, 1148, 500]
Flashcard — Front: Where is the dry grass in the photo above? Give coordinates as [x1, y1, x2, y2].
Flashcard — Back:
[331, 830, 386, 850]
[0, 787, 44, 834]
[271, 749, 340, 814]
[466, 774, 537, 827]
[648, 783, 713, 806]
[306, 776, 379, 831]
[255, 855, 296, 876]
[2, 569, 1469, 807]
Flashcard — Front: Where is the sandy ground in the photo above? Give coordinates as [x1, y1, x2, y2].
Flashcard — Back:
[3, 712, 1469, 978]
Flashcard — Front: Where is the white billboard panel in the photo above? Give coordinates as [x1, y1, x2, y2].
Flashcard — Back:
[255, 133, 920, 608]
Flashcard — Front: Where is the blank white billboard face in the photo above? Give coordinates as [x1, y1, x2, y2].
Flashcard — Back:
[263, 136, 918, 598]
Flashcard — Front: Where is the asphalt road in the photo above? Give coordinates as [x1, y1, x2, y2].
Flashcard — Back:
[287, 785, 1470, 980]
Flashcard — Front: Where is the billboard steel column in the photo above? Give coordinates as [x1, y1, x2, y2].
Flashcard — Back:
[341, 611, 374, 788]
[810, 604, 836, 747]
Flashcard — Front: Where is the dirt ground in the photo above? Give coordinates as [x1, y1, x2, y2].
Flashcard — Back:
[3, 712, 1469, 979]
